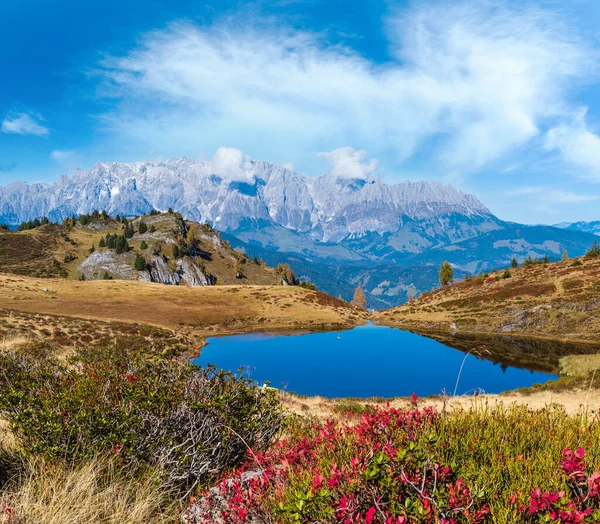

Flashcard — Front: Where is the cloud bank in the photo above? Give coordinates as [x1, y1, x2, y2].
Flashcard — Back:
[97, 1, 599, 180]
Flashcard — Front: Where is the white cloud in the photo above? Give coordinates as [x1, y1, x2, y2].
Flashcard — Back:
[318, 147, 379, 179]
[1, 113, 49, 137]
[50, 149, 75, 163]
[97, 1, 592, 177]
[209, 146, 254, 183]
[545, 110, 600, 178]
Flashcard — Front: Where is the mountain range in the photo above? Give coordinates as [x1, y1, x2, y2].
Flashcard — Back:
[1, 157, 597, 307]
[554, 221, 600, 236]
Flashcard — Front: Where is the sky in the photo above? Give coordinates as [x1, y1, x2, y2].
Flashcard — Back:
[2, 0, 600, 224]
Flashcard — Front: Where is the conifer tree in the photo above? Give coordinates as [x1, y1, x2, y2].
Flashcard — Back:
[89, 244, 95, 254]
[140, 240, 148, 250]
[106, 234, 116, 249]
[134, 254, 147, 271]
[99, 236, 106, 248]
[352, 285, 367, 308]
[511, 257, 518, 268]
[562, 249, 569, 261]
[138, 221, 148, 234]
[124, 223, 134, 239]
[439, 261, 454, 286]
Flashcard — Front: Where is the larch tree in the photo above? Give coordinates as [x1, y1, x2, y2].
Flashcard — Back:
[352, 285, 367, 308]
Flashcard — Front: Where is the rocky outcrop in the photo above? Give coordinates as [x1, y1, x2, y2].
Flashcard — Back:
[78, 250, 150, 281]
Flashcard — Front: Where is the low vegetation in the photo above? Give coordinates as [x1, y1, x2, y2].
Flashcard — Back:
[187, 404, 600, 523]
[0, 336, 599, 522]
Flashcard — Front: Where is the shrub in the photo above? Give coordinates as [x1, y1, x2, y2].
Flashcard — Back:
[0, 349, 282, 491]
[185, 405, 600, 522]
[187, 407, 490, 523]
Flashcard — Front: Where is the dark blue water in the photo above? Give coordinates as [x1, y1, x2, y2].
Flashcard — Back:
[193, 324, 557, 398]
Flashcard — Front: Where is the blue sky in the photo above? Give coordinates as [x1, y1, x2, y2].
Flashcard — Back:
[2, 0, 600, 224]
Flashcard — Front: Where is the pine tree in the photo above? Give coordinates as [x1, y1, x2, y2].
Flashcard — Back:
[99, 237, 106, 248]
[408, 288, 415, 301]
[79, 274, 86, 281]
[168, 207, 174, 214]
[106, 234, 116, 249]
[41, 217, 49, 225]
[562, 249, 569, 261]
[511, 257, 518, 268]
[134, 254, 147, 271]
[439, 261, 454, 286]
[543, 255, 549, 264]
[89, 244, 95, 254]
[352, 285, 367, 308]
[140, 240, 148, 250]
[124, 223, 134, 239]
[149, 225, 157, 233]
[138, 221, 148, 234]
[115, 235, 129, 254]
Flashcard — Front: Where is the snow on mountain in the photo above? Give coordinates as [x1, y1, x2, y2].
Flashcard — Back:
[0, 157, 492, 243]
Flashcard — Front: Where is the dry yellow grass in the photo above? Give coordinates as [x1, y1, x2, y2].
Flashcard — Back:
[282, 387, 600, 420]
[0, 273, 367, 342]
[0, 457, 177, 524]
[0, 336, 29, 353]
[560, 354, 600, 377]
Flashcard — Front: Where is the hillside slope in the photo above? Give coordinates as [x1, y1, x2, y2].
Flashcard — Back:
[0, 274, 367, 352]
[373, 256, 600, 341]
[0, 212, 288, 286]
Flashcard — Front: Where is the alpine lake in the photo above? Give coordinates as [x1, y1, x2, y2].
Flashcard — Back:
[192, 323, 599, 398]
